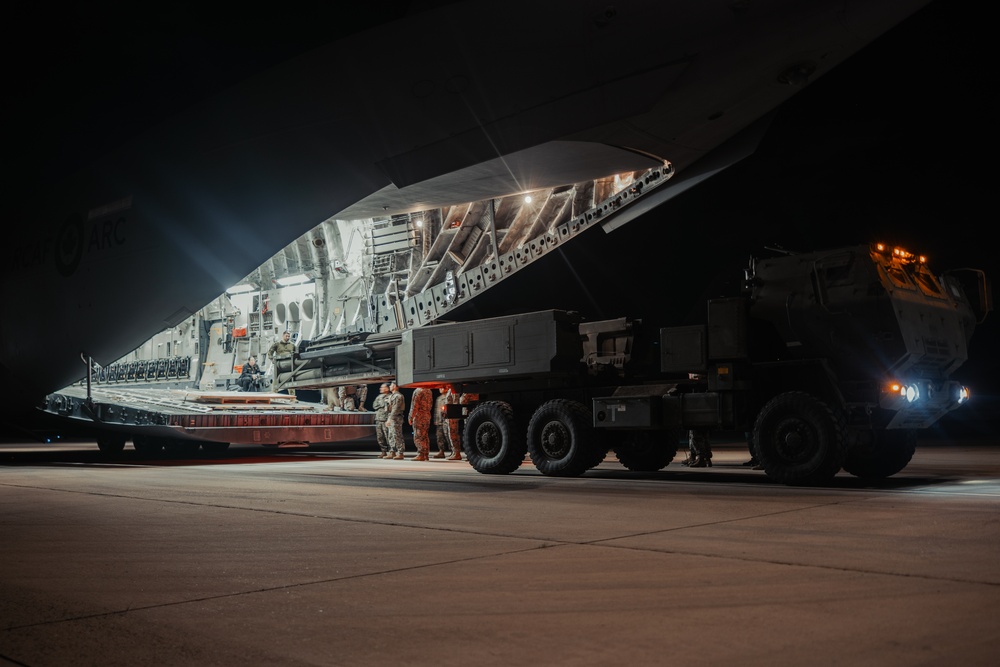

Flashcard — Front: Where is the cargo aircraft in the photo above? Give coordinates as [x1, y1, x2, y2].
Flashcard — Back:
[3, 0, 936, 434]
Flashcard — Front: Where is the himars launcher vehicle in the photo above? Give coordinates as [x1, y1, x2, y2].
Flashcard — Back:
[277, 242, 991, 485]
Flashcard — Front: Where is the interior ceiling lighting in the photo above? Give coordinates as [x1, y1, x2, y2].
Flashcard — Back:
[225, 283, 258, 295]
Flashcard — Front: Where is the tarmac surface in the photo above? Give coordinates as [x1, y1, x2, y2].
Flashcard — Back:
[2, 436, 999, 666]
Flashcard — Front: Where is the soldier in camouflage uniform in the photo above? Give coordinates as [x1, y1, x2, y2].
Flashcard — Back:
[432, 386, 458, 458]
[408, 386, 433, 461]
[266, 330, 297, 396]
[385, 381, 406, 460]
[371, 383, 391, 458]
[450, 390, 478, 460]
[338, 384, 368, 411]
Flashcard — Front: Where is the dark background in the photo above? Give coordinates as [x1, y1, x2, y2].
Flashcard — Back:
[8, 0, 997, 437]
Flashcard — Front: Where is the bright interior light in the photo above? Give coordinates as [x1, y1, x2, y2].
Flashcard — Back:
[958, 386, 970, 404]
[904, 384, 919, 402]
[226, 283, 258, 295]
[276, 273, 311, 286]
[524, 195, 533, 203]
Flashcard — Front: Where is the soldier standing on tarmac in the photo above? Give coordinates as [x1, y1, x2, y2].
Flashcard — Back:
[683, 428, 713, 467]
[432, 386, 457, 458]
[372, 383, 391, 458]
[409, 386, 433, 461]
[385, 382, 406, 460]
[450, 389, 478, 461]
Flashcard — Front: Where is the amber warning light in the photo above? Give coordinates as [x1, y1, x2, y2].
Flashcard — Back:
[873, 242, 926, 265]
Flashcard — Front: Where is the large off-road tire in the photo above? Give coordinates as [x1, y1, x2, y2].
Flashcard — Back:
[843, 429, 916, 479]
[96, 435, 126, 456]
[464, 401, 525, 475]
[753, 391, 846, 485]
[527, 400, 599, 477]
[613, 430, 679, 472]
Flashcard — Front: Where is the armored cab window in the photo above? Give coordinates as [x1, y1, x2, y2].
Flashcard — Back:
[814, 250, 855, 286]
[812, 250, 857, 306]
[872, 253, 916, 292]
[910, 266, 946, 299]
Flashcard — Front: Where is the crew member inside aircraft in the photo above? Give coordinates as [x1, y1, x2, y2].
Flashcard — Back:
[267, 331, 297, 396]
[339, 384, 369, 411]
[237, 355, 263, 392]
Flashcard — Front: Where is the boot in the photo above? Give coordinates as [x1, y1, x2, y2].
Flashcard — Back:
[393, 453, 404, 460]
[689, 454, 712, 468]
[432, 451, 446, 459]
[414, 453, 429, 461]
[447, 451, 462, 461]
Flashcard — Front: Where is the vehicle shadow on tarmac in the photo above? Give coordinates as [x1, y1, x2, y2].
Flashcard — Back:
[0, 443, 960, 492]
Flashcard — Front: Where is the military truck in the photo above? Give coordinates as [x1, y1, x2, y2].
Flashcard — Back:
[384, 242, 990, 485]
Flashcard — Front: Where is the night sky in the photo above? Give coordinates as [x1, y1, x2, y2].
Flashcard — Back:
[9, 0, 998, 435]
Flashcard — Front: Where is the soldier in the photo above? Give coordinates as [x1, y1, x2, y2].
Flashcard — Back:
[339, 384, 369, 411]
[371, 383, 391, 458]
[683, 429, 713, 467]
[408, 386, 433, 461]
[680, 374, 711, 467]
[323, 386, 343, 411]
[385, 381, 406, 460]
[451, 389, 479, 461]
[432, 386, 458, 458]
[266, 331, 297, 396]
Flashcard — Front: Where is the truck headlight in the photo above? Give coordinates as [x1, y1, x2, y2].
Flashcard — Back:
[956, 385, 970, 405]
[890, 382, 920, 403]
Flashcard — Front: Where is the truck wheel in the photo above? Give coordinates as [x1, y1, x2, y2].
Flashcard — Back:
[464, 401, 526, 475]
[843, 429, 916, 479]
[527, 400, 597, 477]
[96, 435, 126, 456]
[753, 391, 846, 485]
[613, 430, 678, 471]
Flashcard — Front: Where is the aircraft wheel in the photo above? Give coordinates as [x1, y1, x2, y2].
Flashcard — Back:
[753, 391, 846, 485]
[464, 401, 525, 475]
